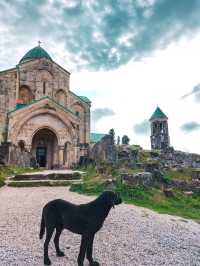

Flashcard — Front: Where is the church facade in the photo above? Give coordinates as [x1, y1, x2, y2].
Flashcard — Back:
[0, 45, 91, 168]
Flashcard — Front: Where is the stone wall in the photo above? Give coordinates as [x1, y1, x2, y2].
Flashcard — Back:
[0, 142, 10, 164]
[90, 135, 117, 163]
[0, 142, 32, 167]
[0, 69, 17, 142]
[9, 144, 31, 167]
[18, 59, 70, 101]
[117, 145, 139, 167]
[156, 149, 200, 169]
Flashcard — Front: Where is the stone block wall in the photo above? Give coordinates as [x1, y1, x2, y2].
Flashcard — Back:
[18, 59, 70, 101]
[90, 134, 117, 163]
[156, 149, 200, 169]
[0, 142, 10, 164]
[9, 145, 31, 167]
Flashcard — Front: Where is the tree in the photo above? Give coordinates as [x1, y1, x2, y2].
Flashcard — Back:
[122, 135, 130, 145]
[109, 128, 115, 144]
[117, 136, 120, 145]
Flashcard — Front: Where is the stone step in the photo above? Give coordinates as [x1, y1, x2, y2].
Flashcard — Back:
[6, 179, 83, 187]
[10, 169, 85, 181]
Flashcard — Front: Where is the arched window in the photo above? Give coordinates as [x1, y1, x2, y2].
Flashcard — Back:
[18, 86, 34, 104]
[36, 70, 53, 99]
[55, 90, 66, 107]
[72, 102, 85, 118]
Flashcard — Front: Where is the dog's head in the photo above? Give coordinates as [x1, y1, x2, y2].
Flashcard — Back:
[100, 191, 122, 208]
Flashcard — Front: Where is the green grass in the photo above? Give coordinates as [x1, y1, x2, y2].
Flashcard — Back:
[125, 168, 145, 174]
[117, 185, 200, 221]
[0, 166, 38, 187]
[164, 168, 193, 182]
[71, 165, 200, 221]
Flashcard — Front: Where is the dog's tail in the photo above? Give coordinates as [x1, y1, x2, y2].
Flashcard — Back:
[39, 211, 45, 239]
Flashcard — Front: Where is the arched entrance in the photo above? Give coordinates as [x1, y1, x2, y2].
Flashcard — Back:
[31, 128, 58, 169]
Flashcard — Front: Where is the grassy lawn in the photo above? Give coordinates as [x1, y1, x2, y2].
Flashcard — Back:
[0, 166, 37, 187]
[71, 165, 200, 221]
[164, 168, 193, 182]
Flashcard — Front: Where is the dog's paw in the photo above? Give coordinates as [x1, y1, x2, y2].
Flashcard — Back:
[90, 261, 100, 266]
[57, 250, 65, 257]
[44, 257, 51, 265]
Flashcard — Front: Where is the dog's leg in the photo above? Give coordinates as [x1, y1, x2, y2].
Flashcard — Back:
[77, 234, 89, 266]
[54, 226, 65, 257]
[87, 234, 100, 266]
[44, 226, 54, 265]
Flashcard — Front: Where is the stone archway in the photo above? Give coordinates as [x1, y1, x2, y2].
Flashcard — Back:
[31, 128, 58, 169]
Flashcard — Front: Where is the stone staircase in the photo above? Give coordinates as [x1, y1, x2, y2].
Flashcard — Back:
[6, 169, 84, 187]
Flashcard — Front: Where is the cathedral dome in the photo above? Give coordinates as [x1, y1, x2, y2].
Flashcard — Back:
[19, 45, 52, 63]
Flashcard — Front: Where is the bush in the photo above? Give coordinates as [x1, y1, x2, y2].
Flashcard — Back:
[122, 135, 130, 145]
[0, 166, 38, 187]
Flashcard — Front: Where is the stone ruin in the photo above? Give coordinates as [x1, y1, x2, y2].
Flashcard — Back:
[117, 145, 139, 167]
[151, 147, 200, 169]
[0, 142, 32, 167]
[89, 134, 117, 163]
[0, 142, 9, 165]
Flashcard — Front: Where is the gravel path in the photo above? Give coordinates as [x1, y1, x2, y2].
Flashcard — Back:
[0, 187, 200, 266]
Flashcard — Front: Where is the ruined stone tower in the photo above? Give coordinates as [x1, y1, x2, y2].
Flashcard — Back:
[150, 106, 170, 150]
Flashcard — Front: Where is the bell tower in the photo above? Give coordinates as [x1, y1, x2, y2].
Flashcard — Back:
[150, 106, 170, 150]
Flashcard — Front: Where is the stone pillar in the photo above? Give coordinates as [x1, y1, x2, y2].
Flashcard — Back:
[74, 146, 80, 165]
[58, 145, 64, 168]
[63, 143, 70, 169]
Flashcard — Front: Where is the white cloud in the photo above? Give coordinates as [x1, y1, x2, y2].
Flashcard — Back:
[1, 1, 200, 153]
[71, 35, 200, 153]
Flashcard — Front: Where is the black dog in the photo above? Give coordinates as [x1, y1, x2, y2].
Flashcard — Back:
[40, 191, 122, 266]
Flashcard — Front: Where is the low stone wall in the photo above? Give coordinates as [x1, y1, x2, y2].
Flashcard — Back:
[155, 149, 200, 169]
[9, 145, 31, 167]
[121, 172, 154, 187]
[0, 142, 32, 167]
[168, 179, 200, 193]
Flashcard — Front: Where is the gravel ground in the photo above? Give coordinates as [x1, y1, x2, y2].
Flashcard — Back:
[0, 187, 200, 266]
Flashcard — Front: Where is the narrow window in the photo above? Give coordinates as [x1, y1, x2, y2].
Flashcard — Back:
[18, 140, 25, 152]
[43, 82, 46, 95]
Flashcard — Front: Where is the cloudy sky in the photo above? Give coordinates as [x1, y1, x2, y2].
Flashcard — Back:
[1, 0, 200, 153]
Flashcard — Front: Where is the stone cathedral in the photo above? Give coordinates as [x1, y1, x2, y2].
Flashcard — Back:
[0, 44, 91, 168]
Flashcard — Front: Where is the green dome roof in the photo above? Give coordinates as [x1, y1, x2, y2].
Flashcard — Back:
[150, 106, 168, 121]
[20, 46, 52, 63]
[79, 96, 91, 104]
